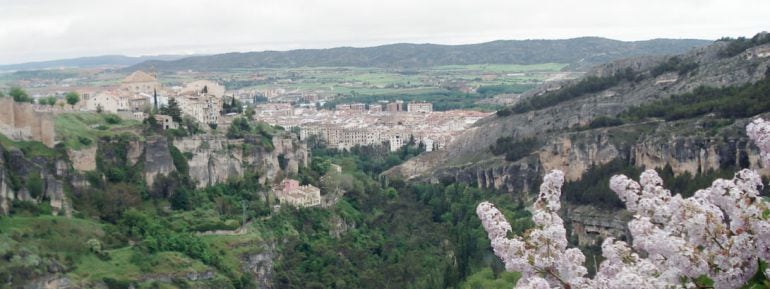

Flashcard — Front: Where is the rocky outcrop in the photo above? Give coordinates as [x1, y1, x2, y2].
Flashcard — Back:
[22, 276, 71, 289]
[565, 205, 632, 247]
[328, 214, 355, 238]
[126, 140, 144, 166]
[0, 161, 11, 214]
[68, 147, 97, 172]
[144, 136, 176, 186]
[390, 42, 770, 188]
[175, 133, 308, 188]
[242, 244, 275, 289]
[402, 42, 770, 174]
[0, 146, 72, 216]
[421, 118, 770, 196]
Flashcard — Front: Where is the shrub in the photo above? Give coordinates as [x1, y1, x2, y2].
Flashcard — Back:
[26, 173, 44, 199]
[104, 114, 122, 124]
[587, 115, 624, 129]
[78, 136, 93, 146]
[489, 137, 538, 161]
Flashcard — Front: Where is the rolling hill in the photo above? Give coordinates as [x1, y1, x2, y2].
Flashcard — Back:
[126, 37, 712, 71]
[0, 54, 191, 72]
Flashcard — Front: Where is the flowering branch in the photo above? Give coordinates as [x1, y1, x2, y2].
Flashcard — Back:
[477, 118, 770, 289]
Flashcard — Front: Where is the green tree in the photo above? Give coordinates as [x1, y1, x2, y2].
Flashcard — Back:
[9, 87, 32, 103]
[37, 96, 56, 106]
[161, 98, 182, 122]
[26, 173, 44, 199]
[226, 117, 252, 139]
[245, 107, 256, 119]
[65, 91, 80, 108]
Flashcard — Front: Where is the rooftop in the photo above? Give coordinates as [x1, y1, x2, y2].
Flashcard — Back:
[123, 71, 157, 83]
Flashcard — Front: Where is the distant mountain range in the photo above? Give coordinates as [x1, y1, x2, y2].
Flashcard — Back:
[125, 37, 712, 71]
[0, 55, 191, 72]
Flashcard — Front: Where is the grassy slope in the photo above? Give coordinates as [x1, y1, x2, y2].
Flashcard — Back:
[54, 112, 141, 150]
[0, 214, 265, 288]
[0, 216, 106, 286]
[0, 133, 57, 158]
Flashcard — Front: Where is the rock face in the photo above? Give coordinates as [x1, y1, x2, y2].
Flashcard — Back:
[451, 43, 764, 167]
[0, 146, 72, 216]
[22, 276, 71, 289]
[175, 133, 308, 188]
[67, 146, 97, 172]
[385, 42, 770, 248]
[565, 205, 632, 247]
[389, 42, 770, 190]
[144, 136, 176, 187]
[242, 244, 275, 289]
[423, 118, 769, 197]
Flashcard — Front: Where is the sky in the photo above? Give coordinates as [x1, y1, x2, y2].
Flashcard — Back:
[0, 0, 768, 65]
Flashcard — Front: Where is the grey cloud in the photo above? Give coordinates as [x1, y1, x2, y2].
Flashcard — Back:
[0, 0, 767, 64]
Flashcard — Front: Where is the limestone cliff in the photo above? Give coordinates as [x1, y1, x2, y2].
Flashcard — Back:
[436, 43, 770, 166]
[386, 41, 770, 250]
[419, 117, 769, 195]
[174, 133, 307, 188]
[389, 42, 770, 189]
[0, 146, 72, 216]
[144, 136, 176, 187]
[65, 132, 307, 190]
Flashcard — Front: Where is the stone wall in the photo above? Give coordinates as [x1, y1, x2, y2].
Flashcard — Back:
[0, 98, 56, 147]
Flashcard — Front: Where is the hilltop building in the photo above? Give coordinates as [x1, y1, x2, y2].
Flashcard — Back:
[85, 91, 128, 113]
[153, 114, 178, 130]
[120, 71, 161, 94]
[176, 93, 221, 126]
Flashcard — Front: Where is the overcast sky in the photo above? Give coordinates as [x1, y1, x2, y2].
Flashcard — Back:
[0, 0, 768, 65]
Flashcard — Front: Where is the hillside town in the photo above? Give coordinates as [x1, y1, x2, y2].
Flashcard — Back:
[253, 102, 491, 151]
[15, 70, 493, 153]
[81, 71, 226, 126]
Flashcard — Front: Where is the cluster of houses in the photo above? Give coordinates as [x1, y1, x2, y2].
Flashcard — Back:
[274, 179, 321, 208]
[335, 100, 433, 113]
[83, 71, 226, 127]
